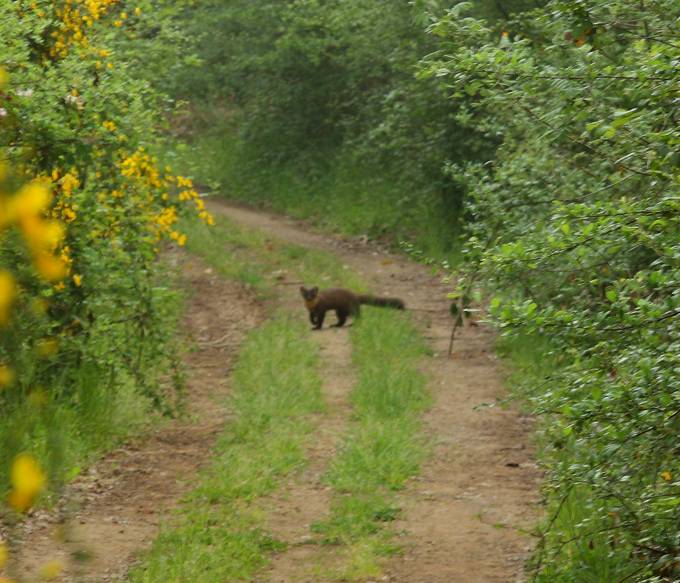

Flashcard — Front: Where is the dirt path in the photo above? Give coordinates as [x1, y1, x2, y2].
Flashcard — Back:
[210, 200, 540, 583]
[14, 251, 264, 582]
[261, 324, 355, 583]
[12, 201, 539, 583]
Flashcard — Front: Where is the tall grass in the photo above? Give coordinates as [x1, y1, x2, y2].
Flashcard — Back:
[0, 261, 183, 507]
[165, 107, 463, 266]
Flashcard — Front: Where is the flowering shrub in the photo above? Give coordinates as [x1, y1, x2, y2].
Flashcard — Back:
[0, 0, 210, 525]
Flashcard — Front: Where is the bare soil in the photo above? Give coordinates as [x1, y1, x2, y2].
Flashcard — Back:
[12, 201, 540, 583]
[13, 251, 264, 582]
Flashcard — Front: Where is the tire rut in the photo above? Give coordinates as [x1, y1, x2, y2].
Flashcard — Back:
[12, 251, 264, 583]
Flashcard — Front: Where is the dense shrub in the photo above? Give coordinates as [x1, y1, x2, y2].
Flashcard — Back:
[0, 0, 210, 506]
[426, 1, 679, 579]
[167, 1, 543, 257]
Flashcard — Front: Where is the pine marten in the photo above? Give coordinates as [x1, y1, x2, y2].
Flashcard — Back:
[300, 286, 405, 330]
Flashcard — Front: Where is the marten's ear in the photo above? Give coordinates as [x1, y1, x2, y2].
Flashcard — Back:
[311, 286, 319, 297]
[299, 286, 307, 297]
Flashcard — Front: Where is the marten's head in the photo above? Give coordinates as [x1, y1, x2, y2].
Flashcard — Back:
[300, 286, 319, 310]
[300, 286, 319, 301]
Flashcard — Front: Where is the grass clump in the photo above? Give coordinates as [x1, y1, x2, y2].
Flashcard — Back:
[312, 309, 429, 580]
[127, 315, 324, 582]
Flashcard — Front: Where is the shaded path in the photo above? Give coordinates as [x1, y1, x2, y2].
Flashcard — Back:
[13, 201, 540, 583]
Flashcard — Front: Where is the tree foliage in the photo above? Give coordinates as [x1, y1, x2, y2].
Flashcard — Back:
[425, 1, 679, 579]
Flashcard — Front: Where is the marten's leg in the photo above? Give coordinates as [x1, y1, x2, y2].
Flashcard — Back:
[333, 309, 348, 328]
[309, 311, 318, 328]
[313, 309, 326, 330]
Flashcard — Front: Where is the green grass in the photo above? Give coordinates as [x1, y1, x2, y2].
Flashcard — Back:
[181, 214, 364, 297]
[311, 309, 430, 580]
[163, 108, 463, 267]
[130, 200, 433, 581]
[127, 315, 324, 582]
[0, 369, 155, 506]
[0, 260, 184, 510]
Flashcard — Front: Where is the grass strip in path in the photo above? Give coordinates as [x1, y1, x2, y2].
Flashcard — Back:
[127, 314, 324, 582]
[310, 309, 431, 581]
[181, 215, 364, 296]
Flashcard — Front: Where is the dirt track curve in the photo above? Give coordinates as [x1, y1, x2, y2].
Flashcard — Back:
[13, 200, 539, 582]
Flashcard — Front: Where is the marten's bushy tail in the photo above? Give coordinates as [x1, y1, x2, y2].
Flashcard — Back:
[358, 294, 405, 310]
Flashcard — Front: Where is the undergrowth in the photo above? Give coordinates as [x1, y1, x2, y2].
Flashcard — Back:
[0, 258, 184, 508]
[166, 108, 463, 267]
[496, 333, 657, 581]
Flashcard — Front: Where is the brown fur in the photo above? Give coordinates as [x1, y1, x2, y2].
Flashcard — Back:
[299, 286, 405, 330]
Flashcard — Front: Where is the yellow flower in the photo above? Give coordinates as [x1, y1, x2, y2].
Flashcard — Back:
[0, 271, 16, 326]
[134, 6, 141, 15]
[60, 172, 80, 196]
[72, 274, 82, 286]
[40, 560, 64, 581]
[34, 253, 68, 282]
[36, 338, 59, 358]
[113, 19, 122, 27]
[21, 218, 65, 254]
[0, 364, 15, 388]
[7, 183, 51, 224]
[8, 454, 46, 512]
[61, 207, 77, 222]
[0, 541, 7, 569]
[661, 471, 672, 482]
[102, 120, 116, 132]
